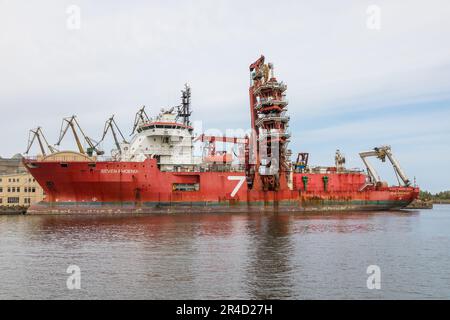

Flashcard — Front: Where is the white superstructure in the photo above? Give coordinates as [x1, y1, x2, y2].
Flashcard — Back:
[121, 109, 198, 170]
[120, 85, 200, 171]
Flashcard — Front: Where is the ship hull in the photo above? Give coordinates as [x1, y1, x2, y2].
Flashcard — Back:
[24, 158, 418, 215]
[27, 199, 413, 215]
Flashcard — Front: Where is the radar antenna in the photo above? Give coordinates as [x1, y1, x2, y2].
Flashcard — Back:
[177, 84, 192, 126]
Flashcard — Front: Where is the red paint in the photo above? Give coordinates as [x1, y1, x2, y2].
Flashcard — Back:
[24, 158, 418, 211]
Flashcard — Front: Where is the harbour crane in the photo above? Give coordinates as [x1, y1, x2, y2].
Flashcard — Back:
[359, 145, 410, 186]
[56, 115, 104, 156]
[95, 115, 128, 155]
[131, 106, 150, 135]
[25, 127, 58, 156]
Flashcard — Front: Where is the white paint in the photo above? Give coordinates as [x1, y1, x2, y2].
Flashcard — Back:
[66, 265, 81, 290]
[227, 176, 246, 197]
[121, 110, 199, 171]
[366, 265, 381, 289]
[366, 5, 381, 30]
[66, 5, 81, 30]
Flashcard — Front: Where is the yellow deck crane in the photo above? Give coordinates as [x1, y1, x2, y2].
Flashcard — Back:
[56, 115, 104, 156]
[25, 127, 58, 156]
[359, 145, 411, 187]
[95, 115, 128, 156]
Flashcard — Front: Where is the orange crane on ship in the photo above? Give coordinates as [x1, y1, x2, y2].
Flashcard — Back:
[194, 134, 249, 164]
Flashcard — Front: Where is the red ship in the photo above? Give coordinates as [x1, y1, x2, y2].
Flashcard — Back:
[23, 56, 419, 214]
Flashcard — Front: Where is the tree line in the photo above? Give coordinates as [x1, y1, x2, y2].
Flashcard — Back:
[419, 190, 450, 201]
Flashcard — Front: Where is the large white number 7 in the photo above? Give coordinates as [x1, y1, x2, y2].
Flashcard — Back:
[227, 176, 246, 197]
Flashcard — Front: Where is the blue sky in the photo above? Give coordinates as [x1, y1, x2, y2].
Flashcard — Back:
[0, 0, 449, 192]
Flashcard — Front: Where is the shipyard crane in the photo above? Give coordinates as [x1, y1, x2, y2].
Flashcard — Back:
[359, 145, 410, 186]
[56, 115, 104, 156]
[95, 115, 128, 155]
[131, 106, 150, 135]
[25, 127, 58, 156]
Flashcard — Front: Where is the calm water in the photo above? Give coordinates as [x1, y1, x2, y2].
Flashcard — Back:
[0, 205, 449, 300]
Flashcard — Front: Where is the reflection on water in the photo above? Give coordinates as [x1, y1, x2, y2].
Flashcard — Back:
[0, 207, 449, 299]
[245, 214, 295, 299]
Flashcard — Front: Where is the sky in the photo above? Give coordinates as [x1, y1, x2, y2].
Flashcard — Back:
[0, 0, 449, 192]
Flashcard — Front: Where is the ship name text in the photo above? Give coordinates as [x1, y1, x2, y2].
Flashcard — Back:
[100, 169, 139, 174]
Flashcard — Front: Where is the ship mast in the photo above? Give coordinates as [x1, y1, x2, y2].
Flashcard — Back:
[177, 84, 192, 126]
[248, 55, 291, 191]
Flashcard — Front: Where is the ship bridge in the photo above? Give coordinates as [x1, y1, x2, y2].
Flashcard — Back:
[120, 86, 200, 171]
[138, 112, 194, 133]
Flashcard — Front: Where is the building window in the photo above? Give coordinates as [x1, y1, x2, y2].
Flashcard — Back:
[7, 187, 11, 193]
[32, 187, 36, 193]
[17, 187, 20, 193]
[0, 198, 2, 204]
[12, 187, 15, 193]
[7, 197, 19, 204]
[0, 187, 2, 193]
